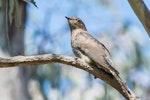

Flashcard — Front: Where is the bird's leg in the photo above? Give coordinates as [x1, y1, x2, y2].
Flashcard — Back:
[75, 57, 93, 70]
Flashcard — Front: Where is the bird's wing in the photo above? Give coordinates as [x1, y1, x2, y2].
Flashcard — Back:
[76, 31, 119, 75]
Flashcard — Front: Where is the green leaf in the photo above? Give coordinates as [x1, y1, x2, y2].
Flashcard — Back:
[23, 0, 38, 8]
[31, 0, 38, 8]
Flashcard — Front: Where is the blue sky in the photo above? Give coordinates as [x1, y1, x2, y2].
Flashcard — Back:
[25, 0, 150, 56]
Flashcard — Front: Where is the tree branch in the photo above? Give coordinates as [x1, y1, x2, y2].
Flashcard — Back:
[128, 0, 150, 37]
[0, 54, 141, 100]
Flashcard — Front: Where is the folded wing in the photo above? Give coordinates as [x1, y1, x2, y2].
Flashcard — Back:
[76, 31, 119, 75]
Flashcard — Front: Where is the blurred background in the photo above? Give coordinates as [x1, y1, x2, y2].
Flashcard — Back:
[0, 0, 150, 100]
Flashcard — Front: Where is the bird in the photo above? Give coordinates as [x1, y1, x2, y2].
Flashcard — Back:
[66, 16, 119, 76]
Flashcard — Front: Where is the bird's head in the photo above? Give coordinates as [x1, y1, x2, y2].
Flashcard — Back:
[66, 16, 87, 31]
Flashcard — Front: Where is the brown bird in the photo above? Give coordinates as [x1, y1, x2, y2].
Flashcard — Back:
[66, 16, 119, 75]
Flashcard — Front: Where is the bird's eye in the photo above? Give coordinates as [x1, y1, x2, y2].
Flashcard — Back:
[77, 20, 82, 24]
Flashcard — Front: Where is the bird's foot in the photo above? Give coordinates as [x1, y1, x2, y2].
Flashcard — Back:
[75, 57, 93, 70]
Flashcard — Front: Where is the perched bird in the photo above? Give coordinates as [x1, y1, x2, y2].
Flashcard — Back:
[66, 16, 119, 75]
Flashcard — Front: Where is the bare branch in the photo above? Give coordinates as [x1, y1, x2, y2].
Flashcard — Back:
[128, 0, 150, 37]
[0, 54, 141, 100]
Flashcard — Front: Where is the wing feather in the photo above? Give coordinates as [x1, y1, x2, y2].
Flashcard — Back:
[76, 31, 119, 74]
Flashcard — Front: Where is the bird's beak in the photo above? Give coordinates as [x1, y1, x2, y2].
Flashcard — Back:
[65, 16, 70, 20]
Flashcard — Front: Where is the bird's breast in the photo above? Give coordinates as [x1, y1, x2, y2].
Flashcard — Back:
[71, 30, 92, 63]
